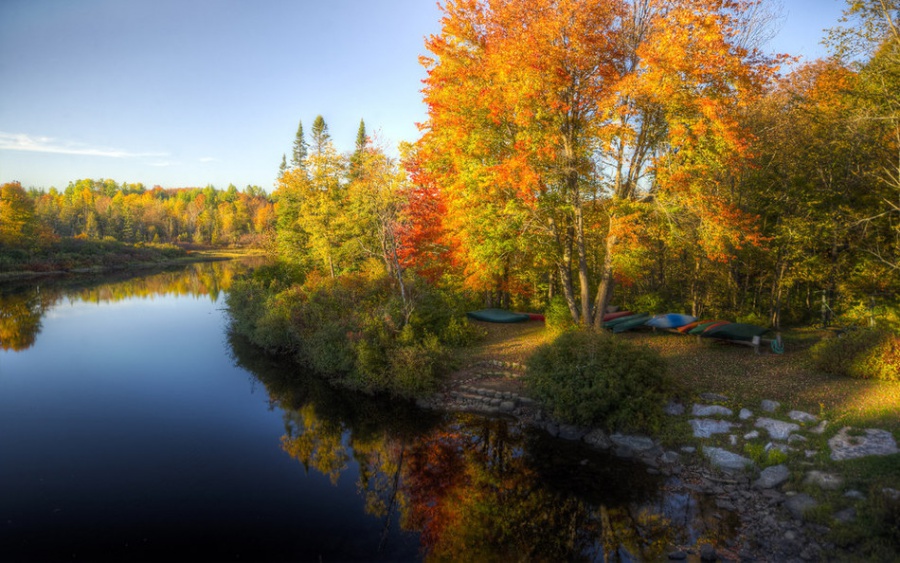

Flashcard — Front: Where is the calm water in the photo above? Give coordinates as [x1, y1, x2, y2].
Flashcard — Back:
[0, 262, 734, 561]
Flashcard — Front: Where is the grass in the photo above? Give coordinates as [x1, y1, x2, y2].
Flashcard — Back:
[456, 322, 899, 435]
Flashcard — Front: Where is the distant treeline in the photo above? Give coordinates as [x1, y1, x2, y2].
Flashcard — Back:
[1, 179, 275, 248]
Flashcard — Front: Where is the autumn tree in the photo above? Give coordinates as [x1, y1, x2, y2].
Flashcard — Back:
[0, 182, 38, 247]
[275, 116, 349, 276]
[414, 0, 777, 326]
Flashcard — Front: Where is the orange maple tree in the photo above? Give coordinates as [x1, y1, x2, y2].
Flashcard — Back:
[411, 0, 781, 326]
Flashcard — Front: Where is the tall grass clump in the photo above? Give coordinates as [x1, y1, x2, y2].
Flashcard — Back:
[809, 329, 900, 381]
[526, 329, 670, 432]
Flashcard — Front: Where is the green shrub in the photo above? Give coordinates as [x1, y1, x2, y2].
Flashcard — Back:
[544, 295, 576, 334]
[525, 329, 670, 432]
[809, 329, 900, 381]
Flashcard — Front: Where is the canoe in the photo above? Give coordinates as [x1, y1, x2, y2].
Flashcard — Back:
[611, 314, 652, 333]
[703, 323, 769, 342]
[676, 320, 708, 334]
[645, 313, 696, 329]
[602, 311, 633, 322]
[466, 309, 530, 323]
[519, 312, 545, 321]
[603, 314, 638, 329]
[687, 321, 729, 335]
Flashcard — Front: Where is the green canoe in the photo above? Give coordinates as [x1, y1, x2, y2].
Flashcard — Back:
[466, 309, 530, 323]
[703, 323, 769, 342]
[688, 321, 729, 335]
[611, 314, 651, 333]
[603, 313, 639, 329]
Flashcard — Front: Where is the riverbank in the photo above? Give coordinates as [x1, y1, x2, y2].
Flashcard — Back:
[419, 320, 900, 561]
[0, 240, 266, 282]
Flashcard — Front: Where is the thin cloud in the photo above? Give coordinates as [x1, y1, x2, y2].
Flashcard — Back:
[199, 157, 218, 163]
[0, 132, 166, 158]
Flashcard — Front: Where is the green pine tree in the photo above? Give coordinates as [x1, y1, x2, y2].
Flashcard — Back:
[311, 115, 330, 156]
[349, 118, 368, 181]
[292, 120, 308, 168]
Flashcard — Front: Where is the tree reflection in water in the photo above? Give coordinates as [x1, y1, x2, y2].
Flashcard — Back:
[0, 259, 262, 351]
[230, 331, 739, 562]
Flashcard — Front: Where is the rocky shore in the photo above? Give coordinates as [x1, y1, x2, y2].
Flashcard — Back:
[416, 360, 899, 562]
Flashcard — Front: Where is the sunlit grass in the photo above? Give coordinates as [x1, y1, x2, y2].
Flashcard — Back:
[453, 322, 899, 436]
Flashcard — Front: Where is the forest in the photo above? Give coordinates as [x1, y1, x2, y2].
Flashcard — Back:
[1, 179, 275, 248]
[261, 0, 900, 331]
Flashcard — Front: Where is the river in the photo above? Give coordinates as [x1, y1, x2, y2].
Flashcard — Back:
[0, 260, 736, 561]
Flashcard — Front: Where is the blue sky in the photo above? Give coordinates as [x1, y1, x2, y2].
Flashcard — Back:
[0, 0, 848, 192]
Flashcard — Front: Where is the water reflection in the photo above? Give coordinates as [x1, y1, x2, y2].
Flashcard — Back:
[230, 332, 738, 561]
[0, 259, 262, 351]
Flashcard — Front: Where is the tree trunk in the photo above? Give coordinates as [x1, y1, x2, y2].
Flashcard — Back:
[574, 202, 591, 327]
[592, 226, 617, 330]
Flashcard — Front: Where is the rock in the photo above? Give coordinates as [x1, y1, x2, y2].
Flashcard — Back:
[690, 419, 734, 438]
[681, 446, 696, 453]
[784, 493, 818, 519]
[810, 420, 829, 435]
[692, 404, 734, 417]
[499, 401, 516, 412]
[584, 428, 612, 449]
[744, 430, 760, 440]
[761, 399, 780, 413]
[804, 470, 843, 491]
[729, 434, 738, 446]
[667, 550, 687, 560]
[765, 442, 793, 454]
[787, 434, 808, 444]
[716, 498, 736, 511]
[788, 410, 818, 423]
[754, 464, 790, 489]
[664, 401, 685, 416]
[659, 451, 680, 464]
[883, 487, 900, 501]
[834, 508, 856, 523]
[784, 530, 797, 541]
[756, 417, 800, 440]
[829, 427, 899, 460]
[700, 543, 718, 561]
[739, 408, 753, 420]
[610, 433, 656, 452]
[544, 422, 559, 437]
[703, 446, 754, 471]
[844, 489, 865, 500]
[558, 424, 586, 441]
[701, 392, 728, 402]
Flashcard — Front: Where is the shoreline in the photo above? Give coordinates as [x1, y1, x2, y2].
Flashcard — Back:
[417, 359, 894, 562]
[0, 249, 264, 283]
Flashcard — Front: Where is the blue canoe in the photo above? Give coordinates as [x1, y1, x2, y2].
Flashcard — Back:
[645, 313, 696, 329]
[466, 309, 530, 323]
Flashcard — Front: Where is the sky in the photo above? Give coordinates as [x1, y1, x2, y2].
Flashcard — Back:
[0, 0, 849, 192]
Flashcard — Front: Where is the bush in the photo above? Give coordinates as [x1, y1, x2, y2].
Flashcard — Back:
[809, 329, 900, 381]
[525, 329, 670, 432]
[228, 267, 464, 398]
[544, 295, 576, 334]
